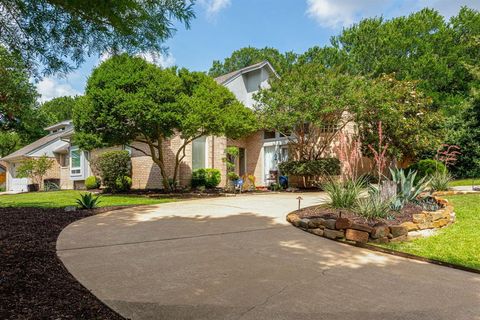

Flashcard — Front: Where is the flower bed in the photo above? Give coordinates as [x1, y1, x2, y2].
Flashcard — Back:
[287, 196, 455, 244]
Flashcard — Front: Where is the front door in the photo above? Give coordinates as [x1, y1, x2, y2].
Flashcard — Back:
[263, 146, 288, 185]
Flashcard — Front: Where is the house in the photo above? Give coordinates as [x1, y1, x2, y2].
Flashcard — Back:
[2, 61, 300, 191]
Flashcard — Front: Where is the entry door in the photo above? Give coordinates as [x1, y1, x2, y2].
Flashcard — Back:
[264, 146, 288, 184]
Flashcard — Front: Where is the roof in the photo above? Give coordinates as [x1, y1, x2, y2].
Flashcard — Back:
[214, 60, 279, 85]
[44, 120, 73, 132]
[1, 127, 74, 161]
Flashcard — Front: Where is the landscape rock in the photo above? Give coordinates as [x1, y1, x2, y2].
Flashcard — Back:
[308, 228, 324, 236]
[64, 206, 77, 212]
[432, 219, 449, 228]
[321, 219, 337, 230]
[371, 222, 390, 239]
[335, 217, 352, 230]
[350, 223, 373, 233]
[345, 229, 369, 243]
[389, 225, 408, 238]
[309, 218, 326, 228]
[389, 235, 408, 242]
[412, 213, 426, 224]
[298, 218, 312, 229]
[400, 222, 418, 232]
[323, 228, 345, 240]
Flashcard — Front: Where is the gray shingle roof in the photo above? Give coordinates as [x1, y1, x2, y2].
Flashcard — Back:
[214, 60, 278, 85]
[1, 127, 74, 161]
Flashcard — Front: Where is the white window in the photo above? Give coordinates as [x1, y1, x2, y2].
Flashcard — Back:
[192, 136, 207, 170]
[70, 147, 82, 176]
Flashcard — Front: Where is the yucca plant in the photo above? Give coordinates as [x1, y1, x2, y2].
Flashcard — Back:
[429, 170, 452, 192]
[355, 186, 393, 220]
[76, 192, 101, 209]
[322, 176, 367, 209]
[389, 167, 429, 210]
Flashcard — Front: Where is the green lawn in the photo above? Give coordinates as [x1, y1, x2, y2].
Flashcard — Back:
[0, 190, 175, 208]
[449, 178, 480, 187]
[379, 194, 480, 270]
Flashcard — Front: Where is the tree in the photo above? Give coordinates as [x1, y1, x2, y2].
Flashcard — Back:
[39, 96, 79, 126]
[449, 65, 480, 178]
[73, 54, 257, 190]
[356, 75, 443, 165]
[16, 155, 54, 189]
[0, 0, 195, 75]
[0, 46, 38, 131]
[208, 47, 297, 77]
[255, 64, 364, 161]
[0, 131, 21, 157]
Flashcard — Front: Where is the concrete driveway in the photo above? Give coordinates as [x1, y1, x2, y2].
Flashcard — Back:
[57, 193, 480, 320]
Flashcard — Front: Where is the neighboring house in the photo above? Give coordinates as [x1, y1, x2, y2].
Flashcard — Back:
[1, 60, 361, 191]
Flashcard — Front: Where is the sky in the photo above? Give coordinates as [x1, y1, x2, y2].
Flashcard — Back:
[36, 0, 480, 102]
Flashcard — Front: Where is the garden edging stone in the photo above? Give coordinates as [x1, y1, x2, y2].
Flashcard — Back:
[287, 196, 455, 244]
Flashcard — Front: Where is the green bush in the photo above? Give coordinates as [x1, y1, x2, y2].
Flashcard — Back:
[115, 176, 132, 192]
[191, 169, 207, 188]
[85, 176, 101, 189]
[408, 159, 446, 179]
[227, 172, 239, 181]
[93, 150, 131, 193]
[205, 169, 221, 188]
[279, 158, 341, 177]
[322, 176, 367, 209]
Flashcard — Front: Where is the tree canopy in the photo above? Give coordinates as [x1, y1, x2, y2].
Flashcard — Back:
[0, 0, 195, 75]
[39, 96, 79, 126]
[74, 54, 257, 190]
[208, 47, 297, 77]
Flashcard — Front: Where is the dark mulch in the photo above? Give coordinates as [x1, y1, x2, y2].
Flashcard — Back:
[0, 207, 125, 320]
[296, 203, 423, 227]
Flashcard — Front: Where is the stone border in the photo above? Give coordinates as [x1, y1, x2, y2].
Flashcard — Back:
[287, 196, 455, 244]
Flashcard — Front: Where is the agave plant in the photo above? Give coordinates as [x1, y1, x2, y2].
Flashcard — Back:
[389, 167, 430, 210]
[429, 170, 452, 192]
[76, 192, 101, 209]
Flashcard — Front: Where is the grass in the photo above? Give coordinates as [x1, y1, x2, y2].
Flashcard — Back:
[378, 194, 480, 270]
[448, 178, 480, 187]
[0, 190, 175, 208]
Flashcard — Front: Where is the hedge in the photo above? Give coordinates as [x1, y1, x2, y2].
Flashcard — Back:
[278, 158, 341, 177]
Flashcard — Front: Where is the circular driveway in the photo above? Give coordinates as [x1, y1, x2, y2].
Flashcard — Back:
[57, 193, 480, 320]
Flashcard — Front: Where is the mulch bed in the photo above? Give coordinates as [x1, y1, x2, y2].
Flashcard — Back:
[296, 203, 423, 227]
[0, 207, 125, 319]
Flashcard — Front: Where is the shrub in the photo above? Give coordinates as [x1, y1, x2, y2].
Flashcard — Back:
[408, 159, 446, 179]
[76, 192, 101, 209]
[227, 172, 239, 181]
[85, 176, 101, 189]
[429, 170, 452, 192]
[93, 150, 131, 193]
[322, 176, 367, 209]
[191, 169, 207, 188]
[389, 167, 430, 210]
[279, 158, 341, 177]
[115, 176, 132, 192]
[205, 169, 221, 188]
[355, 186, 393, 220]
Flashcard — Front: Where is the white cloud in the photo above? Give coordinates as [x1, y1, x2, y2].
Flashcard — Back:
[198, 0, 231, 17]
[417, 0, 480, 18]
[138, 52, 176, 68]
[306, 0, 389, 28]
[306, 0, 480, 29]
[37, 78, 80, 102]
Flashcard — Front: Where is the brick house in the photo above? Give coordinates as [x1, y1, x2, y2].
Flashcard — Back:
[1, 61, 369, 192]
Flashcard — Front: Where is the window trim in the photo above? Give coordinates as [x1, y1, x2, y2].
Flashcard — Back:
[70, 146, 83, 176]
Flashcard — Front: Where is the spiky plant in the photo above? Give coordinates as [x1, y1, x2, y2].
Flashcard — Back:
[76, 192, 101, 209]
[389, 167, 429, 210]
